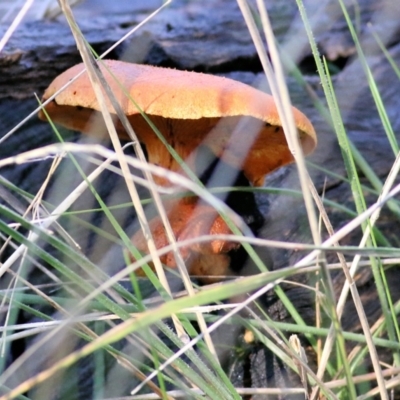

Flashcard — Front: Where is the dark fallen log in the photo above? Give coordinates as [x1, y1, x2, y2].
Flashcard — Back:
[1, 0, 400, 398]
[3, 0, 398, 99]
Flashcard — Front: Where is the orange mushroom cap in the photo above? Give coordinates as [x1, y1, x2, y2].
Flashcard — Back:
[38, 59, 317, 186]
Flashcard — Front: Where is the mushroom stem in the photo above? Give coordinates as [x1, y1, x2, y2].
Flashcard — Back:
[130, 196, 240, 279]
[131, 158, 265, 280]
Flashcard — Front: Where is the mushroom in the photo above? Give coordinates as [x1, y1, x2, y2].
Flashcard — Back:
[38, 59, 317, 279]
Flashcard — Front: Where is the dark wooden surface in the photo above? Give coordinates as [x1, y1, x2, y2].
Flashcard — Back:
[1, 0, 400, 398]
